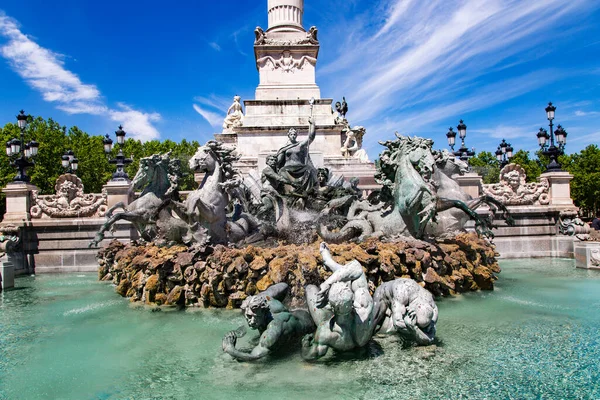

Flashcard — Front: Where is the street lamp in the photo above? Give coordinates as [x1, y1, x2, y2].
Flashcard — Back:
[61, 150, 78, 174]
[537, 102, 567, 171]
[495, 139, 513, 168]
[446, 119, 475, 162]
[5, 110, 39, 183]
[104, 125, 133, 181]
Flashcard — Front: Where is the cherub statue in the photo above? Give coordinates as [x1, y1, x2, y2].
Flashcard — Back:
[222, 283, 315, 361]
[223, 95, 244, 131]
[341, 126, 369, 163]
[334, 97, 348, 123]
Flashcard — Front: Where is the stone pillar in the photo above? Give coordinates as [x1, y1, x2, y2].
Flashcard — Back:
[541, 171, 574, 207]
[1, 182, 38, 222]
[455, 172, 482, 199]
[268, 0, 304, 32]
[103, 180, 133, 209]
[0, 254, 15, 290]
[574, 242, 600, 269]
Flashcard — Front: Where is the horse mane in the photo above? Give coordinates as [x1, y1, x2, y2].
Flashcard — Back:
[137, 152, 181, 197]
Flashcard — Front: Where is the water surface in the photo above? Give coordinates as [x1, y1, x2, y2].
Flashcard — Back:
[1, 259, 599, 399]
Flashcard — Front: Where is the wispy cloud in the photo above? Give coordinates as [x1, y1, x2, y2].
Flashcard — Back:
[208, 42, 221, 52]
[0, 11, 160, 141]
[192, 94, 239, 128]
[320, 0, 598, 153]
[193, 104, 223, 128]
[575, 110, 599, 117]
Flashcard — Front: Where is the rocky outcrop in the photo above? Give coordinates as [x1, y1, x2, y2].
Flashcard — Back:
[97, 233, 500, 308]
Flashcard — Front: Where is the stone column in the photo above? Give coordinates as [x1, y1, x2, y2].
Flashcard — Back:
[455, 172, 482, 199]
[103, 180, 133, 209]
[0, 254, 15, 290]
[1, 182, 38, 222]
[268, 0, 304, 32]
[541, 171, 574, 207]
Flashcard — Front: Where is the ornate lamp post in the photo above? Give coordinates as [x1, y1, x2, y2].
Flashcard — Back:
[446, 119, 475, 162]
[104, 125, 132, 181]
[495, 139, 513, 168]
[61, 150, 79, 174]
[536, 102, 567, 171]
[5, 110, 39, 183]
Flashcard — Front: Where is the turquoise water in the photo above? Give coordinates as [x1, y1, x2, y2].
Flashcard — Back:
[1, 259, 599, 399]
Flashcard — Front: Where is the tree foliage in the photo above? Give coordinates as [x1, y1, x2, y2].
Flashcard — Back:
[561, 145, 600, 218]
[469, 151, 500, 184]
[0, 115, 201, 215]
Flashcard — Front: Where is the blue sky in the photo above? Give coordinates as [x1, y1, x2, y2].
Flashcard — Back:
[0, 0, 599, 160]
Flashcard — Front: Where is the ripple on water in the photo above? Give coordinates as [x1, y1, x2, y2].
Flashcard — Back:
[0, 259, 599, 400]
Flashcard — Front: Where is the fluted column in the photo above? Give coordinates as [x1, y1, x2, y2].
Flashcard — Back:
[267, 0, 304, 32]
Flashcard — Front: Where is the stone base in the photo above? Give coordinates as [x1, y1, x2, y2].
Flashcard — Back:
[477, 205, 576, 258]
[21, 218, 137, 274]
[574, 242, 600, 269]
[0, 255, 15, 290]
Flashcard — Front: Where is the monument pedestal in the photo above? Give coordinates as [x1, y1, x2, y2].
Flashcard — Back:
[542, 171, 575, 207]
[574, 242, 600, 269]
[0, 254, 15, 290]
[455, 173, 482, 199]
[2, 182, 38, 222]
[103, 180, 133, 209]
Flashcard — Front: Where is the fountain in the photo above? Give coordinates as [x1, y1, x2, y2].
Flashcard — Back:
[94, 114, 512, 363]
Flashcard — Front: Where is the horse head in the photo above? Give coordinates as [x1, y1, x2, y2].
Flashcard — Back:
[189, 141, 219, 174]
[397, 135, 435, 182]
[434, 149, 469, 177]
[132, 152, 176, 196]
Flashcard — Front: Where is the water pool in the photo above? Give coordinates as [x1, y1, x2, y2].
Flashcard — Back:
[1, 258, 599, 399]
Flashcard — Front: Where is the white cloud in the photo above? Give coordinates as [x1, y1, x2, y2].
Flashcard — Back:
[209, 42, 221, 52]
[109, 104, 161, 141]
[0, 12, 161, 141]
[575, 110, 599, 117]
[193, 104, 223, 128]
[322, 0, 596, 125]
[0, 13, 102, 106]
[476, 124, 536, 140]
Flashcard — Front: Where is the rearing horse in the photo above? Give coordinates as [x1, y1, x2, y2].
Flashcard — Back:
[388, 135, 438, 238]
[179, 141, 238, 244]
[90, 153, 180, 247]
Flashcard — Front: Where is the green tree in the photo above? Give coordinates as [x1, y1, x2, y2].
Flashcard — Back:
[561, 145, 600, 218]
[0, 115, 204, 216]
[469, 151, 500, 184]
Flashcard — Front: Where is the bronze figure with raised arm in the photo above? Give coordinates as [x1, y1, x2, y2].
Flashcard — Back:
[275, 99, 318, 206]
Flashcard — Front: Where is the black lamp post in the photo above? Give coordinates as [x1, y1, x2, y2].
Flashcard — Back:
[495, 139, 514, 168]
[61, 150, 79, 174]
[104, 125, 132, 181]
[5, 110, 39, 183]
[446, 119, 475, 162]
[536, 102, 567, 172]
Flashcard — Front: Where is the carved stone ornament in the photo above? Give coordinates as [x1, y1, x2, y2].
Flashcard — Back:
[558, 216, 590, 236]
[482, 164, 549, 206]
[30, 173, 107, 218]
[0, 224, 20, 255]
[591, 248, 600, 267]
[256, 51, 317, 73]
[254, 25, 319, 46]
